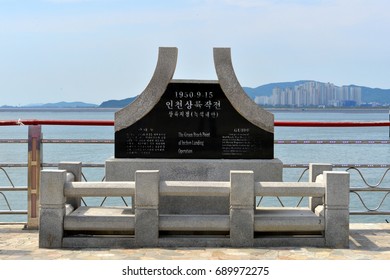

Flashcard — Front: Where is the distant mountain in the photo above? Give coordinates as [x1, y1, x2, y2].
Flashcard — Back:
[24, 103, 45, 107]
[359, 86, 390, 103]
[99, 97, 137, 108]
[23, 101, 98, 108]
[1, 81, 389, 108]
[243, 81, 390, 105]
[0, 105, 16, 108]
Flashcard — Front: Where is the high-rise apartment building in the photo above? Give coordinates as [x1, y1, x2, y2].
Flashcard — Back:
[261, 82, 361, 107]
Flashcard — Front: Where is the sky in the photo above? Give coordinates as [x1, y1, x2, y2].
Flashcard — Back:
[0, 0, 389, 106]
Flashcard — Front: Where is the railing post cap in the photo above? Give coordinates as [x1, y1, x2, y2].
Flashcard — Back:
[41, 169, 67, 174]
[135, 170, 160, 174]
[323, 171, 349, 176]
[230, 170, 254, 175]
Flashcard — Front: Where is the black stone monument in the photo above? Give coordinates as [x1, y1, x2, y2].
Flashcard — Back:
[115, 48, 274, 160]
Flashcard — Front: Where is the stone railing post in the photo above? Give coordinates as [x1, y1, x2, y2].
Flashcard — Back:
[323, 171, 350, 248]
[39, 170, 67, 248]
[309, 163, 332, 212]
[230, 170, 254, 247]
[135, 170, 159, 247]
[58, 162, 82, 208]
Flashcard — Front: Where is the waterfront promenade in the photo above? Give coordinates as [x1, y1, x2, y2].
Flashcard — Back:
[1, 223, 389, 260]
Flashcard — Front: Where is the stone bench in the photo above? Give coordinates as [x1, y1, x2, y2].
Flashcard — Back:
[39, 163, 349, 248]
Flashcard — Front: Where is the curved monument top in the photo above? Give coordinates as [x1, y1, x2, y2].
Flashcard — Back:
[213, 48, 273, 133]
[115, 47, 178, 132]
[115, 47, 273, 133]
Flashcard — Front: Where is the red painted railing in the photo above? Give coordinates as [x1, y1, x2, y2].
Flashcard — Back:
[275, 121, 390, 127]
[0, 120, 114, 126]
[1, 119, 389, 127]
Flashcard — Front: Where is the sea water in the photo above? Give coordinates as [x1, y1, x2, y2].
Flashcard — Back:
[0, 108, 389, 223]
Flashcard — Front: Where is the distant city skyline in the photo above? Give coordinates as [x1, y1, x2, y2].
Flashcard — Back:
[256, 81, 362, 107]
[1, 0, 389, 106]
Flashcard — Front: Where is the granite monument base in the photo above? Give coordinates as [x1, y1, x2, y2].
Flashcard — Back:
[105, 158, 283, 215]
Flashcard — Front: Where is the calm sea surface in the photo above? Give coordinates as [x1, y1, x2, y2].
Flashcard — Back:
[0, 108, 389, 223]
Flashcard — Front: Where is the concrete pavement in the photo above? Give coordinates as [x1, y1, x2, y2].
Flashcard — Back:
[0, 223, 389, 260]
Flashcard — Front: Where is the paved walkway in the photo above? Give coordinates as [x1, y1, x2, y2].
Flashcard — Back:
[1, 223, 390, 260]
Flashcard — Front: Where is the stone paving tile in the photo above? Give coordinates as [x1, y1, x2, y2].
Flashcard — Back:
[1, 224, 390, 260]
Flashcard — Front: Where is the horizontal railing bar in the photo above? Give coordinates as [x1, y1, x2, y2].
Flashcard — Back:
[0, 120, 115, 126]
[0, 163, 28, 167]
[160, 181, 230, 197]
[76, 163, 106, 168]
[0, 163, 107, 168]
[42, 163, 106, 168]
[350, 212, 390, 215]
[1, 163, 389, 169]
[42, 139, 114, 144]
[2, 139, 389, 145]
[284, 164, 390, 168]
[276, 140, 390, 144]
[0, 187, 28, 191]
[350, 188, 390, 192]
[64, 182, 135, 197]
[0, 139, 28, 144]
[255, 182, 324, 196]
[275, 121, 390, 127]
[2, 163, 389, 169]
[335, 164, 390, 168]
[0, 210, 28, 215]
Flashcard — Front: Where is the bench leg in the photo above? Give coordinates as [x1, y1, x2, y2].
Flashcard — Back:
[230, 171, 254, 247]
[324, 171, 350, 248]
[135, 170, 159, 247]
[39, 170, 67, 248]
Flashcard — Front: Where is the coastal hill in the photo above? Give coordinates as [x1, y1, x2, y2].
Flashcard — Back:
[0, 101, 98, 109]
[99, 97, 137, 108]
[1, 81, 389, 108]
[30, 101, 97, 108]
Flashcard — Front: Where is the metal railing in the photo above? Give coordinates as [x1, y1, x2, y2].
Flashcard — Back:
[1, 119, 389, 227]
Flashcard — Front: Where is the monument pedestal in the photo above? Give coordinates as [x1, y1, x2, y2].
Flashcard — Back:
[105, 158, 283, 214]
